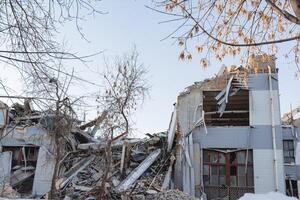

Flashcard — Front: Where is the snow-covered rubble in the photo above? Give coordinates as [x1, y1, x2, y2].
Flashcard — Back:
[239, 192, 298, 200]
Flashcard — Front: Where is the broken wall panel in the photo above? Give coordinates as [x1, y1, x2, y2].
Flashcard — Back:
[1, 126, 50, 147]
[175, 86, 203, 191]
[31, 147, 56, 196]
[0, 151, 12, 185]
[167, 108, 177, 152]
[177, 86, 203, 136]
[203, 90, 249, 126]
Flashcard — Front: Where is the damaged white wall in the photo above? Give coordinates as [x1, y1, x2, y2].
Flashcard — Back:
[31, 147, 56, 196]
[173, 85, 203, 196]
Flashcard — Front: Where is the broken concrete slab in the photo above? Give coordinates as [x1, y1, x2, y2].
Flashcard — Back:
[10, 170, 34, 187]
[0, 151, 12, 186]
[116, 149, 161, 192]
[57, 155, 95, 190]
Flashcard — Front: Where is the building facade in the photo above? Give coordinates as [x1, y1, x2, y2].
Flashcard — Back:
[168, 55, 296, 199]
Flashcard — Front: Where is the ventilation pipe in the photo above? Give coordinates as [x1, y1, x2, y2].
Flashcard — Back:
[268, 66, 279, 191]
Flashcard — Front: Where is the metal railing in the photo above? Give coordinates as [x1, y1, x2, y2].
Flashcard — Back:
[204, 185, 254, 200]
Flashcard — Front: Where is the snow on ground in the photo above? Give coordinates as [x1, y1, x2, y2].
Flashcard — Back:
[239, 192, 298, 200]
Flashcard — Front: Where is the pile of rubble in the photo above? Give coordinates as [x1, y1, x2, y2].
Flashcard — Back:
[0, 100, 190, 200]
[59, 132, 172, 199]
[146, 190, 198, 200]
[0, 184, 20, 199]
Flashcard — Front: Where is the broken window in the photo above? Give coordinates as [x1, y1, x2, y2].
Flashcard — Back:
[286, 179, 299, 198]
[2, 146, 39, 195]
[203, 90, 249, 126]
[203, 149, 253, 187]
[203, 150, 226, 186]
[283, 140, 295, 164]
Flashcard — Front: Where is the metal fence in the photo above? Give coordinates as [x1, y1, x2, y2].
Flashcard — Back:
[204, 186, 254, 200]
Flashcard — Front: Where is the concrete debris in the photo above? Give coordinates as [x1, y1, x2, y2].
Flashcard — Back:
[145, 190, 198, 200]
[116, 149, 161, 192]
[56, 155, 96, 190]
[0, 99, 175, 199]
[10, 169, 34, 187]
[282, 106, 300, 126]
[161, 155, 175, 190]
[0, 185, 20, 198]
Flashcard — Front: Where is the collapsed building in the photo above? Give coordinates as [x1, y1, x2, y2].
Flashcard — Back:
[0, 100, 176, 199]
[0, 101, 57, 197]
[1, 54, 300, 200]
[0, 101, 102, 198]
[166, 55, 300, 199]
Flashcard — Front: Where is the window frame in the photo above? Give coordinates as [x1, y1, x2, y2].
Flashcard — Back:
[283, 140, 295, 164]
[203, 149, 254, 187]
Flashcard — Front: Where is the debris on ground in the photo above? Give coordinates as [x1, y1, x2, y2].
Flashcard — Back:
[0, 100, 179, 199]
[0, 184, 20, 198]
[239, 192, 298, 200]
[145, 189, 198, 200]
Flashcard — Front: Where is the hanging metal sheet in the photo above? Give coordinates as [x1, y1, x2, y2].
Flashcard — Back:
[167, 108, 177, 151]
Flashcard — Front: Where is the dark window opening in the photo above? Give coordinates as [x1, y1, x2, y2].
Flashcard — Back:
[286, 179, 298, 198]
[2, 146, 39, 195]
[283, 140, 295, 164]
[203, 90, 249, 126]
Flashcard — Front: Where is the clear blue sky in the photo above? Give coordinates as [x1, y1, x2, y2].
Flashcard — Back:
[1, 0, 300, 137]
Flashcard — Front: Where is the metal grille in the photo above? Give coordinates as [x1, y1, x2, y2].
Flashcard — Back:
[204, 186, 254, 200]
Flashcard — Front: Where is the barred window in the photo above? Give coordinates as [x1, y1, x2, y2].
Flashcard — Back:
[283, 140, 295, 164]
